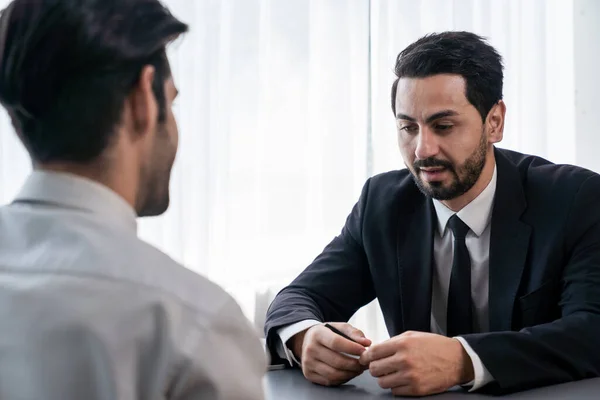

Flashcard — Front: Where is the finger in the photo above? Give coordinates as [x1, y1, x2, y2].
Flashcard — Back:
[304, 371, 330, 387]
[345, 327, 372, 347]
[368, 358, 398, 378]
[302, 344, 363, 374]
[317, 328, 367, 356]
[313, 344, 366, 373]
[359, 349, 370, 366]
[327, 323, 373, 347]
[303, 361, 359, 387]
[360, 339, 402, 363]
[377, 370, 411, 389]
[312, 360, 361, 386]
[391, 385, 420, 397]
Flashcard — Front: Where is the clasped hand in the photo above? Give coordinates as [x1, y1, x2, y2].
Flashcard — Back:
[293, 324, 473, 396]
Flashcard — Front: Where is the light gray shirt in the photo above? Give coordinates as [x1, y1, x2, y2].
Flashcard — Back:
[277, 165, 497, 391]
[0, 171, 267, 400]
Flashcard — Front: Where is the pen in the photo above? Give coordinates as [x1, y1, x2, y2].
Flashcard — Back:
[324, 323, 359, 343]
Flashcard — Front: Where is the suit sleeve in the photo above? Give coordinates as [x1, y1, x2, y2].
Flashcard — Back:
[463, 174, 600, 394]
[264, 178, 376, 361]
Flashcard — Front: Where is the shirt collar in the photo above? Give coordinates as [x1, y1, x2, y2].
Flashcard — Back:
[13, 170, 137, 234]
[432, 164, 497, 238]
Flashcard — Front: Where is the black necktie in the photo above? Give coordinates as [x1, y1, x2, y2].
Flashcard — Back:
[446, 214, 473, 337]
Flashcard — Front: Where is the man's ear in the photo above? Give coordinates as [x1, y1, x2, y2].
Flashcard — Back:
[126, 65, 158, 137]
[487, 100, 506, 144]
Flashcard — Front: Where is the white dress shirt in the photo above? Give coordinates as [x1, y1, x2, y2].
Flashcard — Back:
[431, 165, 497, 389]
[276, 165, 497, 391]
[0, 171, 267, 400]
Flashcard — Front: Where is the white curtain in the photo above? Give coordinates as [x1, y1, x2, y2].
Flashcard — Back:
[0, 0, 585, 343]
[155, 0, 371, 329]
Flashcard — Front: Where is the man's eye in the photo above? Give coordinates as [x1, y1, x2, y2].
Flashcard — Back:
[400, 125, 419, 134]
[435, 125, 453, 131]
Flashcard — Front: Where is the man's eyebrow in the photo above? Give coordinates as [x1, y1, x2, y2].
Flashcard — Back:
[395, 110, 459, 123]
[425, 110, 459, 123]
[396, 113, 416, 122]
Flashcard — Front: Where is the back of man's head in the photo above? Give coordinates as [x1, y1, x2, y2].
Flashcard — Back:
[0, 0, 188, 164]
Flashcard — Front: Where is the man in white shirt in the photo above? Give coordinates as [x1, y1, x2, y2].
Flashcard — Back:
[0, 1, 266, 399]
[265, 31, 600, 396]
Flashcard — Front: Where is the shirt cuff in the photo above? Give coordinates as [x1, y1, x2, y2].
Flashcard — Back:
[276, 320, 321, 367]
[454, 337, 494, 391]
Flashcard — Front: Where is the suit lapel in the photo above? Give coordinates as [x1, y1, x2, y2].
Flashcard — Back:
[488, 149, 531, 331]
[397, 197, 435, 332]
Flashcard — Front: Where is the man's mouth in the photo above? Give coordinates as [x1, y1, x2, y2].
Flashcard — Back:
[420, 167, 446, 172]
[419, 167, 448, 181]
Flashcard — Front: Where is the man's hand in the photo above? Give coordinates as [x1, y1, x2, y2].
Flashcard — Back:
[359, 331, 474, 397]
[288, 322, 372, 387]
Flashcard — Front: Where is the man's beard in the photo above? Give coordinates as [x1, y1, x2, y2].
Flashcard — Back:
[411, 131, 487, 200]
[136, 124, 176, 217]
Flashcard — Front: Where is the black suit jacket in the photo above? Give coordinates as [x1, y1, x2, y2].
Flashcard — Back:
[264, 148, 600, 394]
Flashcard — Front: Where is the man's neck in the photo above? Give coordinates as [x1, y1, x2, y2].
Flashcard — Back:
[36, 161, 137, 212]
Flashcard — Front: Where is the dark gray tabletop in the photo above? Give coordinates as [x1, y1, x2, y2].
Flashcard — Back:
[265, 369, 600, 399]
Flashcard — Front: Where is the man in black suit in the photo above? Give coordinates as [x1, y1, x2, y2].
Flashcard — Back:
[264, 31, 600, 396]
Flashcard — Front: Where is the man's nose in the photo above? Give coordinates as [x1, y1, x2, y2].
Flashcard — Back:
[415, 128, 440, 160]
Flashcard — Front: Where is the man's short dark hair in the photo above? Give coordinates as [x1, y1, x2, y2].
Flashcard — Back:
[391, 31, 504, 122]
[0, 0, 188, 163]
